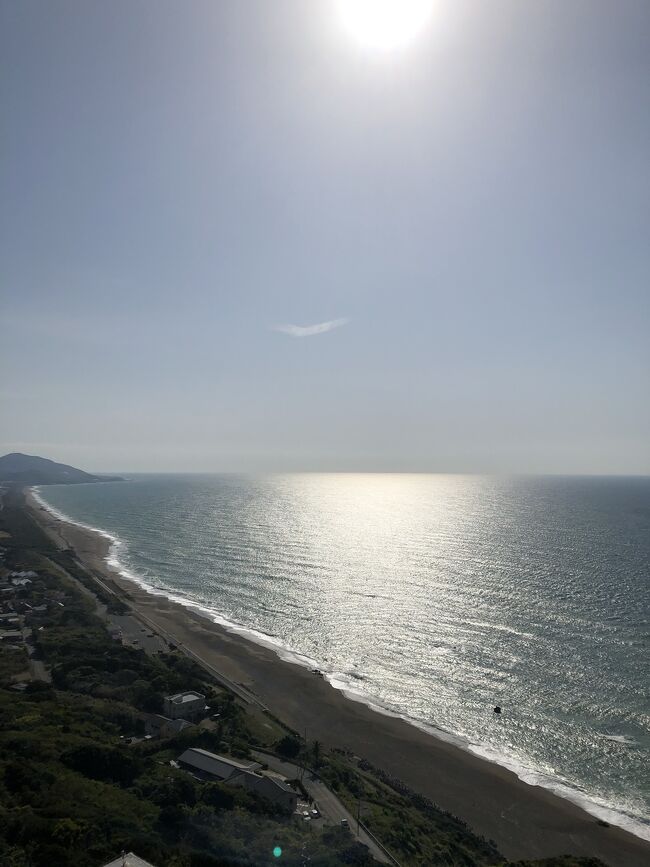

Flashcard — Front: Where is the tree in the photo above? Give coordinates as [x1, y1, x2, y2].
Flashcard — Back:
[52, 818, 84, 848]
[61, 744, 142, 786]
[201, 783, 235, 811]
[276, 734, 301, 759]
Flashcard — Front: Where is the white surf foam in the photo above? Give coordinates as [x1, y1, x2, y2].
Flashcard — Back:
[599, 734, 639, 746]
[466, 741, 650, 841]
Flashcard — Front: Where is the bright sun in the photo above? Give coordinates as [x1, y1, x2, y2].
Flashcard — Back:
[336, 0, 435, 51]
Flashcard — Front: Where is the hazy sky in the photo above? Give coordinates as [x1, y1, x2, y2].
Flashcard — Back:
[1, 0, 649, 474]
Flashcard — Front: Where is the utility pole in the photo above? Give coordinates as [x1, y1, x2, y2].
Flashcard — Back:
[300, 726, 307, 784]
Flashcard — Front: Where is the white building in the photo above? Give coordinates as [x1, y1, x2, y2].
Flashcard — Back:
[163, 690, 207, 720]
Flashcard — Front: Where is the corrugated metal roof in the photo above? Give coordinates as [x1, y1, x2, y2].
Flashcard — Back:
[178, 748, 260, 780]
[238, 773, 298, 806]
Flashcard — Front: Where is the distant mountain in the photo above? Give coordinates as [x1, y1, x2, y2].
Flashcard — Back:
[0, 453, 123, 485]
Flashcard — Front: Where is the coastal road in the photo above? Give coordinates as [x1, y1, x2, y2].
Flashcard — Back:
[253, 751, 395, 865]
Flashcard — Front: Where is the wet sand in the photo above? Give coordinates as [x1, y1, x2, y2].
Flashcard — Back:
[26, 490, 650, 866]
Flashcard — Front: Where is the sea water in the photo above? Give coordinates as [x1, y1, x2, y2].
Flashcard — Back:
[36, 473, 650, 838]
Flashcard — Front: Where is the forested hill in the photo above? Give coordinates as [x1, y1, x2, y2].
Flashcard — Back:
[0, 453, 123, 485]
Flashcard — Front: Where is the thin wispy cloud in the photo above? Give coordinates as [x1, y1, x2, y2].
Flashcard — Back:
[272, 318, 349, 338]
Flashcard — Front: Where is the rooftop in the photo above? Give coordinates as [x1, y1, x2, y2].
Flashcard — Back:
[178, 748, 261, 780]
[256, 774, 296, 794]
[167, 691, 205, 704]
[102, 852, 157, 867]
[150, 714, 194, 733]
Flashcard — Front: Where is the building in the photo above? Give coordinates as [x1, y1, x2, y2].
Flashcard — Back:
[102, 852, 157, 867]
[163, 690, 207, 720]
[178, 747, 261, 781]
[0, 615, 20, 629]
[233, 772, 299, 812]
[0, 631, 23, 644]
[177, 748, 298, 812]
[145, 714, 194, 739]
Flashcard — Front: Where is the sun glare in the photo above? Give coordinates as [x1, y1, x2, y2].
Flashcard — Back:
[336, 0, 435, 51]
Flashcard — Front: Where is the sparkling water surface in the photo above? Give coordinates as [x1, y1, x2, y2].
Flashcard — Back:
[38, 474, 650, 837]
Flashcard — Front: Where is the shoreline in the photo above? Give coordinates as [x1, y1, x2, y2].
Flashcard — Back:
[26, 487, 650, 866]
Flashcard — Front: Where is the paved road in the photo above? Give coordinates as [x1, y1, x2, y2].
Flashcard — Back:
[253, 751, 392, 865]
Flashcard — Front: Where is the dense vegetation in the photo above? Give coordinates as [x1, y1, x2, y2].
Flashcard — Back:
[0, 486, 605, 866]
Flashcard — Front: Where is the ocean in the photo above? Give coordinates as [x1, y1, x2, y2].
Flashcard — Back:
[35, 473, 650, 839]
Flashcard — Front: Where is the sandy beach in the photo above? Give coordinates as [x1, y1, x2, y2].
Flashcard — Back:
[26, 490, 650, 867]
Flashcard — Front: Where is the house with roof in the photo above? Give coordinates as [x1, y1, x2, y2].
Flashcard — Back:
[0, 613, 20, 629]
[0, 630, 23, 644]
[234, 771, 299, 812]
[163, 690, 207, 720]
[177, 747, 298, 812]
[102, 852, 157, 867]
[145, 714, 194, 739]
[178, 747, 261, 781]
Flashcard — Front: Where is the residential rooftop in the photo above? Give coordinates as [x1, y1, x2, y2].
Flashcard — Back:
[178, 747, 261, 780]
[166, 691, 205, 704]
[102, 853, 157, 867]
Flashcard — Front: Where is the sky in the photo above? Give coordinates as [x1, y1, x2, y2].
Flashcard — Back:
[1, 0, 649, 474]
